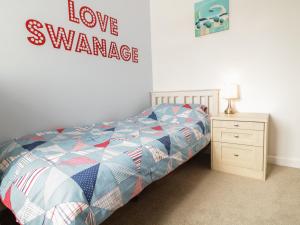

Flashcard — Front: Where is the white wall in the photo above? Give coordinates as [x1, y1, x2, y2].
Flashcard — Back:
[151, 0, 300, 167]
[0, 0, 152, 142]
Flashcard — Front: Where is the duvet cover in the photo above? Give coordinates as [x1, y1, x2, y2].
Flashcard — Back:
[0, 104, 210, 225]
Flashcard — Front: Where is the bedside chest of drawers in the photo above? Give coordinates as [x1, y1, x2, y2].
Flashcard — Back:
[211, 113, 269, 180]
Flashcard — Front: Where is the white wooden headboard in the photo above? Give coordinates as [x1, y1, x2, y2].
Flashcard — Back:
[151, 90, 220, 116]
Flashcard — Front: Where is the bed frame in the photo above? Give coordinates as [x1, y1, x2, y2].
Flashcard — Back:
[151, 90, 220, 116]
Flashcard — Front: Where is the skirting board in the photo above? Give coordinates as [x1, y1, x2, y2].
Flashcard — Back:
[268, 155, 300, 169]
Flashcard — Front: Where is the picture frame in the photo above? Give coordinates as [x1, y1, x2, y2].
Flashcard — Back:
[195, 0, 229, 37]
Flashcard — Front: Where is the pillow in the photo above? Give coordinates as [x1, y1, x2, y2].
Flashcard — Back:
[142, 104, 208, 124]
[154, 103, 207, 115]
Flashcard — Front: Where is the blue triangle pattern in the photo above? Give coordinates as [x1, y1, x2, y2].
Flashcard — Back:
[197, 121, 205, 134]
[105, 128, 115, 132]
[22, 141, 46, 151]
[71, 164, 100, 204]
[148, 112, 158, 121]
[158, 136, 171, 155]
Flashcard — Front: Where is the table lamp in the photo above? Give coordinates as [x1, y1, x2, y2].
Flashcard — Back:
[222, 83, 239, 114]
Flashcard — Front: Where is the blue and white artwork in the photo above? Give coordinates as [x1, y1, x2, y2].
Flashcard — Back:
[195, 0, 229, 37]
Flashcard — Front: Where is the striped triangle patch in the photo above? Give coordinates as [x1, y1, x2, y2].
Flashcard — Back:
[85, 210, 96, 225]
[171, 152, 184, 163]
[46, 202, 88, 225]
[180, 128, 193, 144]
[14, 167, 48, 197]
[17, 199, 45, 224]
[102, 150, 122, 162]
[106, 163, 135, 184]
[92, 187, 123, 211]
[0, 155, 20, 172]
[126, 147, 143, 171]
[191, 127, 203, 140]
[44, 153, 65, 163]
[146, 145, 168, 163]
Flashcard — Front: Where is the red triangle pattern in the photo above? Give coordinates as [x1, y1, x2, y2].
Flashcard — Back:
[152, 126, 163, 131]
[183, 104, 192, 109]
[3, 185, 12, 209]
[95, 140, 110, 148]
[57, 128, 65, 133]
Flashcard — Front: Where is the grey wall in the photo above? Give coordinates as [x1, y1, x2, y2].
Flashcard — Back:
[0, 0, 152, 142]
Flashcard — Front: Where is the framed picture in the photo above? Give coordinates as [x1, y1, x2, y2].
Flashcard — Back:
[195, 0, 229, 37]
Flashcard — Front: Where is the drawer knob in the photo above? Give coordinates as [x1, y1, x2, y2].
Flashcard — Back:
[234, 135, 239, 138]
[234, 154, 239, 157]
[234, 124, 239, 127]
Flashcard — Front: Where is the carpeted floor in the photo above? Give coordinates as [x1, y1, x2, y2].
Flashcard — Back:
[1, 152, 300, 225]
[102, 153, 300, 225]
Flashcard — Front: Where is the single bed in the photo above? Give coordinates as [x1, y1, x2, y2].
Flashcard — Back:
[0, 90, 219, 225]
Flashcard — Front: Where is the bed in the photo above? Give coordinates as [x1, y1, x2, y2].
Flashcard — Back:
[0, 90, 219, 225]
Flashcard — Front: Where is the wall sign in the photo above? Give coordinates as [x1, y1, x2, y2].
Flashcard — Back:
[25, 0, 139, 63]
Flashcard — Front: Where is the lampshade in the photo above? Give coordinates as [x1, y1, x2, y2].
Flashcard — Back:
[222, 83, 239, 99]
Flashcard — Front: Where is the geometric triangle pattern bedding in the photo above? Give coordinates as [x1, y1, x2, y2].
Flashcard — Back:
[0, 104, 211, 225]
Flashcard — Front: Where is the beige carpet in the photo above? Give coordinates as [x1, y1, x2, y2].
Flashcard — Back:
[102, 153, 300, 225]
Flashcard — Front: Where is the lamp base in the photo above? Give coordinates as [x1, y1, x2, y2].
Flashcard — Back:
[224, 99, 235, 114]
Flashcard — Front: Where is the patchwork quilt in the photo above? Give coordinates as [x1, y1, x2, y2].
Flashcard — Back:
[0, 104, 210, 225]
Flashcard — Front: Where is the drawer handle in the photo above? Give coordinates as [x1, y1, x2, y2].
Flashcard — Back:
[234, 124, 239, 127]
[234, 154, 239, 157]
[234, 135, 239, 138]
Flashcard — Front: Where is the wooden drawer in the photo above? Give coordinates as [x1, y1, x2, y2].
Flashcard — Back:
[213, 142, 263, 171]
[213, 120, 264, 131]
[213, 128, 264, 147]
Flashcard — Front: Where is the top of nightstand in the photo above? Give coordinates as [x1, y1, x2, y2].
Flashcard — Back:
[211, 113, 269, 123]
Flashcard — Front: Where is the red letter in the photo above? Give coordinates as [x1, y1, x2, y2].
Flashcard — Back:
[120, 45, 131, 61]
[26, 19, 46, 46]
[96, 12, 109, 32]
[108, 42, 120, 60]
[45, 24, 75, 51]
[76, 33, 92, 54]
[110, 17, 119, 36]
[93, 37, 107, 57]
[68, 0, 80, 24]
[132, 48, 139, 63]
[80, 6, 97, 28]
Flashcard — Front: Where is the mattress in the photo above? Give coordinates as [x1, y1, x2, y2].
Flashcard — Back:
[0, 104, 210, 225]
